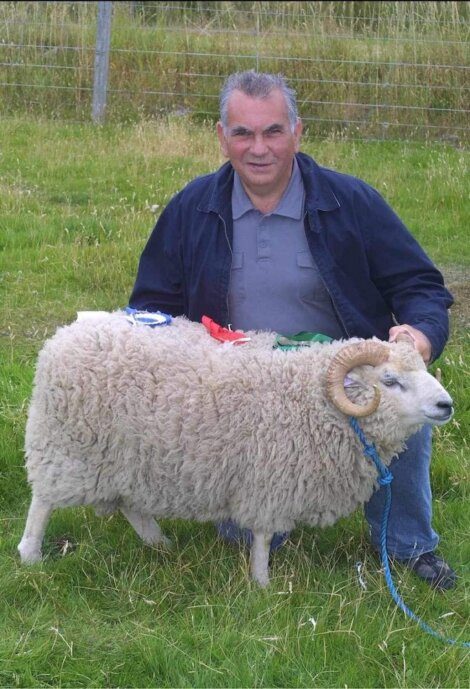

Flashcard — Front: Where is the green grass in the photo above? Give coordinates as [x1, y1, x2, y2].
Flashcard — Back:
[0, 116, 469, 687]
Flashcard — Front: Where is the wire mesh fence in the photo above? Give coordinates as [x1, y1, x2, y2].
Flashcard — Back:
[1, 1, 468, 143]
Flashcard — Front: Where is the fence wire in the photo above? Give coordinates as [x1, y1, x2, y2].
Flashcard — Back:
[0, 0, 468, 143]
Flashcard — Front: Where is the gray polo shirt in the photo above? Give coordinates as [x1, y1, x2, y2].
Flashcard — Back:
[228, 160, 344, 338]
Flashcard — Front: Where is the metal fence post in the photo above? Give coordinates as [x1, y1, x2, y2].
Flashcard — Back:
[92, 1, 113, 124]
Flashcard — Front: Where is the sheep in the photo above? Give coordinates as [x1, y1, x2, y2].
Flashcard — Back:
[18, 312, 454, 586]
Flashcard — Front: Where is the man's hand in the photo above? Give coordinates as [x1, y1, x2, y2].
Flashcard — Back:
[389, 324, 432, 365]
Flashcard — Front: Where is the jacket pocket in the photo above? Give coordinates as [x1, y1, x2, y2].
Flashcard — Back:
[297, 251, 330, 304]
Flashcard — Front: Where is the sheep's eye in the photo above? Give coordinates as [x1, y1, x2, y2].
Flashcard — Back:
[382, 376, 401, 388]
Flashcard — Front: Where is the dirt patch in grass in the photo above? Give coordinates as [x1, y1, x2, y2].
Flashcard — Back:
[443, 265, 470, 332]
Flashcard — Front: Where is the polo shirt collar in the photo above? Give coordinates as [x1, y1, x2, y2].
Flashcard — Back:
[199, 154, 341, 215]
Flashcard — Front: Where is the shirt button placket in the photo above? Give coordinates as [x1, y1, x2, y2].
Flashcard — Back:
[257, 217, 271, 259]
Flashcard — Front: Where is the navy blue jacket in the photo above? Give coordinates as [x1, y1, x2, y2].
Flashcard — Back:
[129, 152, 453, 361]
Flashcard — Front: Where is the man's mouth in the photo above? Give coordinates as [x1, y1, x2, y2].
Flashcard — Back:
[247, 162, 272, 170]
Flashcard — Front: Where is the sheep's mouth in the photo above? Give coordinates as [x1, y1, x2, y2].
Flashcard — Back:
[424, 410, 453, 424]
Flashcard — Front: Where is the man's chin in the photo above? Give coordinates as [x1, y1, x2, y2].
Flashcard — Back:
[244, 166, 275, 179]
[240, 168, 276, 186]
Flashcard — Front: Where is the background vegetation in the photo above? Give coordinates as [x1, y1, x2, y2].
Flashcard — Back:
[0, 115, 469, 687]
[0, 1, 468, 141]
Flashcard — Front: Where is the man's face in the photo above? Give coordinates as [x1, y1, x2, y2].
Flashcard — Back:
[217, 89, 302, 199]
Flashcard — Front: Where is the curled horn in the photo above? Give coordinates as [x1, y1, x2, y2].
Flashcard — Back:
[326, 341, 390, 417]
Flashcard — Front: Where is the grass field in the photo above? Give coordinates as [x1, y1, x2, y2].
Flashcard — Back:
[0, 116, 469, 687]
[0, 1, 468, 141]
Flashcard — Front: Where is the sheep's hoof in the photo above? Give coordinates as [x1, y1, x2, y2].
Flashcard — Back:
[18, 539, 42, 564]
[253, 573, 270, 588]
[145, 534, 172, 549]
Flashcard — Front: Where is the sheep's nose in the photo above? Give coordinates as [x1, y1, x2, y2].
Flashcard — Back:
[437, 399, 453, 416]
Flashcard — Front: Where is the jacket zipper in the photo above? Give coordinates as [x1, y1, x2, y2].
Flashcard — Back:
[219, 212, 232, 326]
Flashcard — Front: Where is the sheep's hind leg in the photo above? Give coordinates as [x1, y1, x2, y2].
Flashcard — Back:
[18, 495, 53, 564]
[120, 506, 171, 547]
[250, 531, 272, 587]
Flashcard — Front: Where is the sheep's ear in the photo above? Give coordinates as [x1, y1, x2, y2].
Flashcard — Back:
[343, 373, 363, 388]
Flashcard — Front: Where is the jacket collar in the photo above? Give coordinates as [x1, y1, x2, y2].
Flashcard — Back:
[297, 152, 341, 212]
[197, 152, 340, 215]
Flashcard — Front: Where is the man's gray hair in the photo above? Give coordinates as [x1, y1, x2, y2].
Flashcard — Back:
[219, 71, 299, 132]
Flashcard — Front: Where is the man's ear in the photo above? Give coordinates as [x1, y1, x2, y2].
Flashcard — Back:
[216, 121, 229, 158]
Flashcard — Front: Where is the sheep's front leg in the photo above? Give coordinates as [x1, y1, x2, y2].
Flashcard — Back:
[18, 495, 53, 564]
[250, 531, 272, 587]
[120, 506, 171, 547]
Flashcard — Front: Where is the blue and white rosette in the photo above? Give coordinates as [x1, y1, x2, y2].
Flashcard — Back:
[124, 306, 172, 327]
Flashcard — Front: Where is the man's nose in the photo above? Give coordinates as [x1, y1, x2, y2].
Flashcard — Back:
[250, 135, 269, 156]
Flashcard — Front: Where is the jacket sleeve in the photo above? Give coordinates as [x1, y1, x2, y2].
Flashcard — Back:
[128, 194, 185, 316]
[358, 184, 453, 362]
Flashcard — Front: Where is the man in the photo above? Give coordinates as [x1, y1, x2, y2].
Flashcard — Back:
[129, 71, 456, 590]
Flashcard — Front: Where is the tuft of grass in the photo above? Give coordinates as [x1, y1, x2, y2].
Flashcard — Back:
[0, 116, 469, 687]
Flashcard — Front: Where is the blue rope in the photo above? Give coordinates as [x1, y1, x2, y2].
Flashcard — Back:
[350, 416, 470, 649]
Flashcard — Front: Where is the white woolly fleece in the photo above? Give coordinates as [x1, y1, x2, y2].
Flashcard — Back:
[19, 313, 450, 584]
